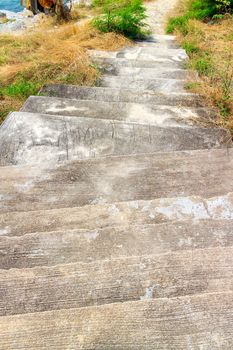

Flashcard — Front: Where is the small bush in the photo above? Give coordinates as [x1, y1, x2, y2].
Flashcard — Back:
[93, 0, 149, 39]
[192, 55, 214, 75]
[166, 15, 190, 34]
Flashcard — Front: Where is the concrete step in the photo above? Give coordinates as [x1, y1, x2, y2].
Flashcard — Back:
[1, 220, 233, 269]
[1, 246, 233, 316]
[98, 77, 186, 93]
[0, 112, 230, 165]
[0, 148, 233, 213]
[41, 84, 205, 107]
[0, 292, 233, 349]
[21, 96, 217, 128]
[1, 192, 233, 236]
[118, 47, 188, 61]
[127, 35, 179, 49]
[101, 66, 191, 79]
[94, 56, 184, 69]
[141, 34, 178, 44]
[135, 38, 179, 49]
[91, 47, 188, 62]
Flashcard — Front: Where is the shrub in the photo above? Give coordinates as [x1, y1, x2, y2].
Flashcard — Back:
[93, 0, 149, 39]
[166, 15, 190, 34]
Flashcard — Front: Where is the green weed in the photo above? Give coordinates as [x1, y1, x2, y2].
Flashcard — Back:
[1, 79, 39, 98]
[93, 0, 149, 39]
[182, 41, 200, 54]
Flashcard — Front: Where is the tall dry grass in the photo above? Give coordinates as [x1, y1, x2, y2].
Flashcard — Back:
[167, 1, 233, 132]
[0, 18, 130, 122]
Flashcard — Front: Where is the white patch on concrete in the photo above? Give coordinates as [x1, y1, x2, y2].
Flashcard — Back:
[157, 197, 209, 220]
[207, 195, 233, 219]
[0, 228, 10, 236]
[83, 230, 100, 241]
[0, 194, 11, 201]
[74, 145, 93, 159]
[90, 197, 108, 205]
[47, 104, 89, 113]
[178, 237, 193, 248]
[128, 201, 139, 209]
[15, 180, 35, 192]
[141, 203, 151, 212]
[140, 285, 156, 300]
[128, 104, 170, 125]
[29, 249, 45, 257]
[107, 204, 120, 215]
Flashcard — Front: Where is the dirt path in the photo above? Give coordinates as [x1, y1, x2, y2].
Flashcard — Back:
[145, 0, 178, 34]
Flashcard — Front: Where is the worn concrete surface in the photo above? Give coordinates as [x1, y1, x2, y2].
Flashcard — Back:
[41, 84, 205, 107]
[0, 220, 232, 268]
[0, 149, 233, 213]
[1, 293, 233, 349]
[0, 112, 230, 165]
[1, 247, 233, 316]
[1, 192, 233, 236]
[0, 0, 233, 347]
[22, 96, 216, 127]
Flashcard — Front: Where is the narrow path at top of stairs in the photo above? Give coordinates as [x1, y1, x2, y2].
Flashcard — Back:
[0, 1, 233, 349]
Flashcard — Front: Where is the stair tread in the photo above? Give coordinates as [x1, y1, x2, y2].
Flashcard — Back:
[0, 149, 233, 213]
[1, 220, 233, 269]
[1, 191, 233, 236]
[1, 246, 233, 316]
[0, 292, 233, 349]
[21, 96, 216, 127]
[94, 56, 184, 69]
[91, 46, 188, 61]
[101, 67, 190, 79]
[41, 84, 204, 107]
[99, 77, 186, 93]
[0, 112, 230, 166]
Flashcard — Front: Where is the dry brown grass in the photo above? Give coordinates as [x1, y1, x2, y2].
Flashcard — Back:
[0, 16, 130, 121]
[183, 18, 233, 130]
[167, 1, 233, 132]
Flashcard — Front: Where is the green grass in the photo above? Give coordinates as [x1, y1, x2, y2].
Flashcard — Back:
[1, 79, 39, 98]
[182, 41, 200, 54]
[92, 0, 150, 39]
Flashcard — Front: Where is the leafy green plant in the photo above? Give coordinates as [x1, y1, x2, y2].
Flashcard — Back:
[1, 79, 39, 98]
[93, 0, 149, 39]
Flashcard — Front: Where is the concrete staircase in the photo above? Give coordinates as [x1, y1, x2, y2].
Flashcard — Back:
[0, 33, 233, 349]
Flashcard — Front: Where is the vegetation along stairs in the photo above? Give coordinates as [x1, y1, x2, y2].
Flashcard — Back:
[0, 30, 233, 349]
